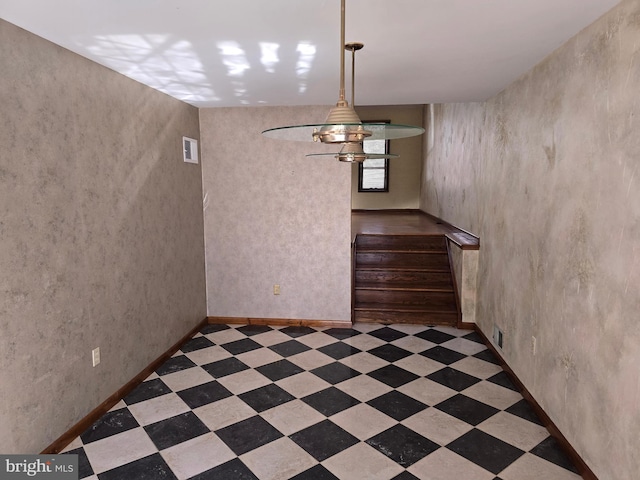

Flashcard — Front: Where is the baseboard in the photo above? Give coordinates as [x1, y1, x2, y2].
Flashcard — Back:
[456, 321, 476, 330]
[207, 316, 352, 328]
[474, 326, 598, 480]
[42, 317, 208, 454]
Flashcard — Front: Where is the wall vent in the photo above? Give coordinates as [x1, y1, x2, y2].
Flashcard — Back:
[183, 137, 198, 164]
[493, 325, 504, 349]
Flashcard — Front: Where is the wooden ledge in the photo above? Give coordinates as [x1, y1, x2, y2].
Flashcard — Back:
[352, 209, 479, 250]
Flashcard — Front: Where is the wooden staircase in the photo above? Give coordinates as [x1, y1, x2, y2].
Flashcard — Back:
[353, 234, 459, 325]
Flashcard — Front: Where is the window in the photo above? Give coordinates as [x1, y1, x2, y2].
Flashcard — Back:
[358, 121, 390, 192]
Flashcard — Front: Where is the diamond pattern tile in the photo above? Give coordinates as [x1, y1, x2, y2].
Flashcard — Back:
[143, 411, 209, 450]
[366, 424, 440, 467]
[269, 339, 311, 357]
[366, 390, 428, 421]
[367, 364, 419, 388]
[435, 393, 500, 426]
[301, 386, 360, 417]
[446, 428, 525, 474]
[310, 361, 361, 384]
[60, 323, 581, 479]
[176, 380, 233, 409]
[215, 415, 283, 455]
[238, 383, 295, 413]
[289, 419, 358, 462]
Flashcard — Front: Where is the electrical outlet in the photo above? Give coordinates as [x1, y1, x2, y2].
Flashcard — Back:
[531, 336, 537, 356]
[92, 347, 100, 367]
[273, 284, 280, 295]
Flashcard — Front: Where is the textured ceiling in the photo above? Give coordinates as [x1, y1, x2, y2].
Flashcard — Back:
[1, 0, 621, 107]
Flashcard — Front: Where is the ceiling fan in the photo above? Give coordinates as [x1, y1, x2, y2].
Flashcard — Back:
[261, 0, 424, 161]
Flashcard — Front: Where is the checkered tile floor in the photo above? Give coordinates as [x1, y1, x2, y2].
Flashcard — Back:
[62, 323, 582, 479]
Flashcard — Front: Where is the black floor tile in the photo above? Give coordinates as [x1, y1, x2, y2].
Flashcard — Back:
[144, 411, 209, 450]
[366, 424, 439, 467]
[200, 324, 231, 335]
[505, 399, 544, 425]
[487, 371, 519, 391]
[322, 328, 361, 340]
[188, 458, 259, 480]
[435, 394, 499, 426]
[366, 391, 427, 421]
[238, 384, 295, 412]
[317, 342, 361, 360]
[290, 464, 339, 480]
[302, 387, 360, 416]
[180, 336, 216, 353]
[99, 453, 177, 480]
[367, 326, 408, 342]
[80, 408, 139, 444]
[310, 362, 361, 384]
[530, 436, 579, 473]
[446, 429, 524, 474]
[220, 338, 263, 355]
[235, 324, 274, 336]
[427, 367, 481, 391]
[124, 378, 172, 405]
[415, 329, 456, 344]
[461, 331, 485, 344]
[420, 345, 466, 365]
[279, 326, 316, 337]
[155, 355, 197, 376]
[391, 472, 421, 480]
[269, 340, 311, 357]
[368, 344, 413, 363]
[367, 364, 419, 388]
[256, 359, 304, 382]
[473, 349, 501, 365]
[62, 447, 93, 479]
[176, 380, 233, 409]
[215, 416, 283, 456]
[201, 357, 249, 378]
[290, 420, 359, 462]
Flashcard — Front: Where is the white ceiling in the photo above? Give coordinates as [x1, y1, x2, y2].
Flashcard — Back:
[1, 0, 620, 108]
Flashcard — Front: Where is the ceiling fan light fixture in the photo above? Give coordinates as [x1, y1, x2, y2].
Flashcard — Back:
[336, 142, 367, 162]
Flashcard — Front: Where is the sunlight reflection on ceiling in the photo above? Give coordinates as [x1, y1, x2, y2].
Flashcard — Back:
[83, 34, 316, 105]
[296, 43, 316, 94]
[85, 34, 218, 103]
[259, 42, 279, 74]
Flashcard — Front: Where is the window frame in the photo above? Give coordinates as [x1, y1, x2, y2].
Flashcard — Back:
[358, 120, 391, 193]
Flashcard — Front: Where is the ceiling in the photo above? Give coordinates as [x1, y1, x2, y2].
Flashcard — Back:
[1, 0, 620, 108]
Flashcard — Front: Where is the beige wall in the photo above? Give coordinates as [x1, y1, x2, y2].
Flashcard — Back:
[200, 106, 352, 322]
[420, 1, 640, 478]
[0, 21, 206, 453]
[352, 105, 423, 210]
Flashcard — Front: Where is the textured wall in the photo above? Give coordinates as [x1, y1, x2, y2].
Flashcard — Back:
[0, 21, 206, 452]
[420, 1, 640, 478]
[200, 106, 352, 321]
[351, 105, 423, 210]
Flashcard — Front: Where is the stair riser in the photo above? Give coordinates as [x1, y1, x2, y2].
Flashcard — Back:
[355, 270, 453, 289]
[356, 252, 450, 270]
[354, 310, 458, 325]
[356, 234, 446, 251]
[356, 290, 456, 309]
